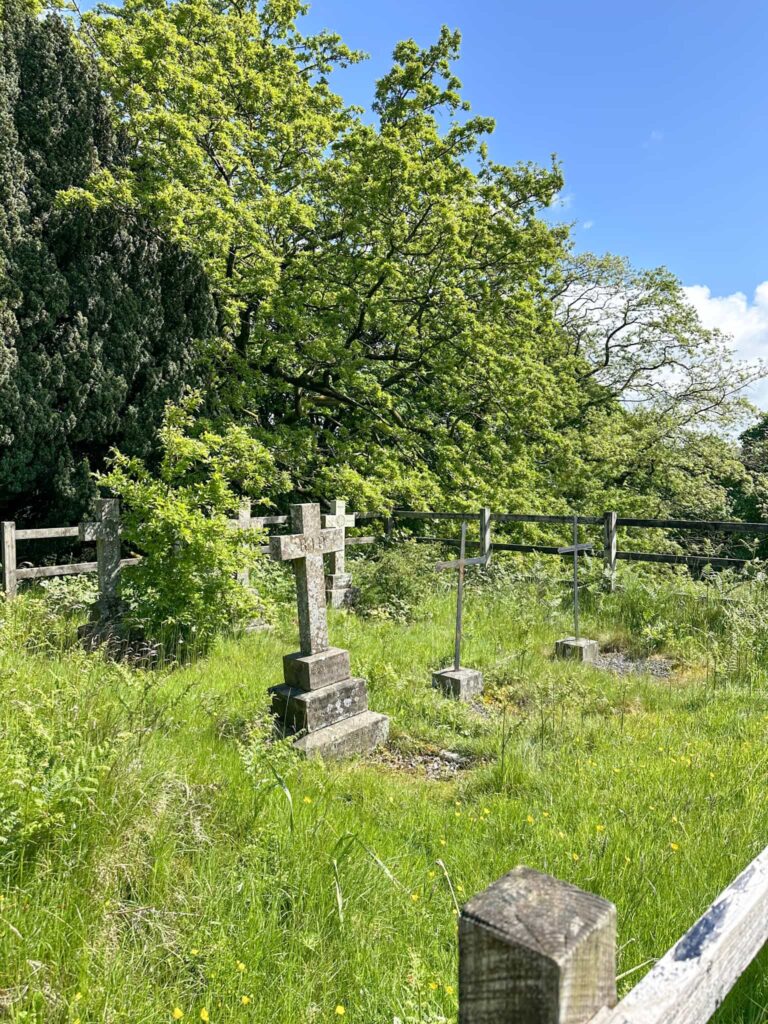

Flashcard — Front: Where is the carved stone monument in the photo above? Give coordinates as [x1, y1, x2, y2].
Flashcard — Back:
[269, 503, 389, 758]
[323, 499, 355, 607]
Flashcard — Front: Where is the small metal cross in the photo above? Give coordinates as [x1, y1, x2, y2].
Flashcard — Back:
[435, 510, 492, 671]
[557, 514, 593, 641]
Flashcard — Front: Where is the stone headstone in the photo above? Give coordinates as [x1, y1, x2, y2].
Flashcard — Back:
[269, 503, 389, 758]
[323, 499, 356, 607]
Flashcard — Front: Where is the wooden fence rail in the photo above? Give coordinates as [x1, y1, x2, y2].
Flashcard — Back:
[458, 844, 768, 1023]
[3, 503, 768, 605]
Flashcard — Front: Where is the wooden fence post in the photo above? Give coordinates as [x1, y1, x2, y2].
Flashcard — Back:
[237, 499, 252, 588]
[80, 499, 122, 619]
[480, 507, 492, 561]
[2, 521, 17, 599]
[459, 866, 616, 1024]
[603, 511, 617, 591]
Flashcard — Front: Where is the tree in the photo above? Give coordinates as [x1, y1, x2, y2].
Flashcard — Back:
[0, 1, 215, 522]
[78, 4, 575, 510]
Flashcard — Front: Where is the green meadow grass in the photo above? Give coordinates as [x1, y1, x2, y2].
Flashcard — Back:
[1, 566, 767, 1022]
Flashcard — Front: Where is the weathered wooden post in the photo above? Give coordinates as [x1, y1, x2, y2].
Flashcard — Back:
[603, 511, 617, 592]
[80, 498, 122, 620]
[2, 521, 17, 599]
[237, 499, 252, 588]
[459, 866, 616, 1024]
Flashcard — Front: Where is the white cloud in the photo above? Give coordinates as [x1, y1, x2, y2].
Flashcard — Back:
[581, 220, 594, 230]
[683, 282, 768, 408]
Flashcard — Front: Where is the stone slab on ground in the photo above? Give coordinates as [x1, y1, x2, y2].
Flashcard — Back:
[554, 637, 599, 663]
[293, 710, 390, 759]
[283, 646, 351, 690]
[432, 666, 484, 701]
[271, 676, 368, 734]
[326, 572, 354, 608]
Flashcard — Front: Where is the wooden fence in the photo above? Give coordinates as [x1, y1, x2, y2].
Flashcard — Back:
[458, 844, 768, 1023]
[3, 502, 767, 605]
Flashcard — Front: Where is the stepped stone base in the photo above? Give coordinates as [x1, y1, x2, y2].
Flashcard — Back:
[326, 572, 354, 608]
[432, 667, 484, 701]
[555, 637, 599, 663]
[271, 677, 368, 734]
[293, 710, 390, 760]
[283, 647, 351, 690]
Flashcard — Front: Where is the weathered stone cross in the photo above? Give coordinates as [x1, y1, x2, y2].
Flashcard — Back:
[322, 499, 355, 578]
[269, 503, 345, 655]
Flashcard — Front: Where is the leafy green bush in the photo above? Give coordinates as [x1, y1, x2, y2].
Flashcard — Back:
[99, 396, 288, 655]
[352, 541, 443, 622]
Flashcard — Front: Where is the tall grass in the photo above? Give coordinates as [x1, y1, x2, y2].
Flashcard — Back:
[0, 559, 767, 1022]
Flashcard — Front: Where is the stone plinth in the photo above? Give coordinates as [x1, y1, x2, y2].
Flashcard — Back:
[326, 572, 354, 608]
[294, 710, 390, 759]
[271, 676, 368, 734]
[554, 637, 599, 663]
[432, 666, 484, 701]
[283, 647, 351, 690]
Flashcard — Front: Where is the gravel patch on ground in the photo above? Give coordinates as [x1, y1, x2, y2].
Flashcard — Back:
[372, 746, 479, 780]
[594, 650, 674, 678]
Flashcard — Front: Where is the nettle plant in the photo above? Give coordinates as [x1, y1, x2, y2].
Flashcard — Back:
[99, 396, 286, 655]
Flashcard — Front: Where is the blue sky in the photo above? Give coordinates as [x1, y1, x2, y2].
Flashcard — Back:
[297, 0, 768, 391]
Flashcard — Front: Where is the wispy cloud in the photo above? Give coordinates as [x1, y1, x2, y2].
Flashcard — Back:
[581, 220, 594, 230]
[643, 129, 664, 148]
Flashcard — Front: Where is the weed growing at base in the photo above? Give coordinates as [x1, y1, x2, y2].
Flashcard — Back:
[0, 563, 767, 1022]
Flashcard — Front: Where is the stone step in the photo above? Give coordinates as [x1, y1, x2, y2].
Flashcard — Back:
[294, 710, 390, 760]
[283, 646, 351, 690]
[271, 677, 367, 734]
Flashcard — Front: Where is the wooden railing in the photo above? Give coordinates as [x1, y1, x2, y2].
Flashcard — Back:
[458, 846, 768, 1023]
[3, 503, 767, 605]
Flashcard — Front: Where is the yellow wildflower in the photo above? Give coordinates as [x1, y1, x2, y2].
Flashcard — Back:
[445, 985, 455, 995]
[303, 796, 312, 804]
[237, 962, 246, 973]
[670, 842, 680, 852]
[411, 892, 420, 902]
[429, 982, 438, 991]
[571, 852, 580, 862]
[335, 1006, 346, 1016]
[526, 814, 535, 824]
[173, 1011, 184, 1021]
[200, 1011, 210, 1023]
[241, 996, 251, 1006]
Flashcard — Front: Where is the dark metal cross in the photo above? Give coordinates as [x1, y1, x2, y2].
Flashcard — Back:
[557, 514, 593, 641]
[435, 509, 491, 671]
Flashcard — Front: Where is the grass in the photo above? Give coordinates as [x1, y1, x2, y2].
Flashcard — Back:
[1, 561, 768, 1022]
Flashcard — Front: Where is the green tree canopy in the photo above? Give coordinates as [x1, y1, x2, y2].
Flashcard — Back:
[0, 0, 215, 522]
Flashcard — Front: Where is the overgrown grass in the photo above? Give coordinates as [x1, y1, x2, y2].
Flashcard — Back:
[1, 561, 768, 1022]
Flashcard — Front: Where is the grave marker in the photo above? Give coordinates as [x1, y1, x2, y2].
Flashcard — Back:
[555, 515, 598, 662]
[269, 503, 389, 758]
[432, 509, 491, 700]
[323, 499, 356, 607]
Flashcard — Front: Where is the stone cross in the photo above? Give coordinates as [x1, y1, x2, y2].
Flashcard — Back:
[79, 497, 122, 620]
[322, 499, 355, 577]
[557, 514, 593, 642]
[270, 503, 345, 656]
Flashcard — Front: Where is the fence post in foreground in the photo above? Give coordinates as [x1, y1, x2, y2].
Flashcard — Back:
[2, 521, 17, 599]
[237, 499, 252, 588]
[459, 866, 616, 1024]
[603, 511, 618, 591]
[479, 507, 492, 561]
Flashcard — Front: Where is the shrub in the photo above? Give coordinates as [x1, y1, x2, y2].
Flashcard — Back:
[352, 541, 442, 622]
[99, 396, 287, 655]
